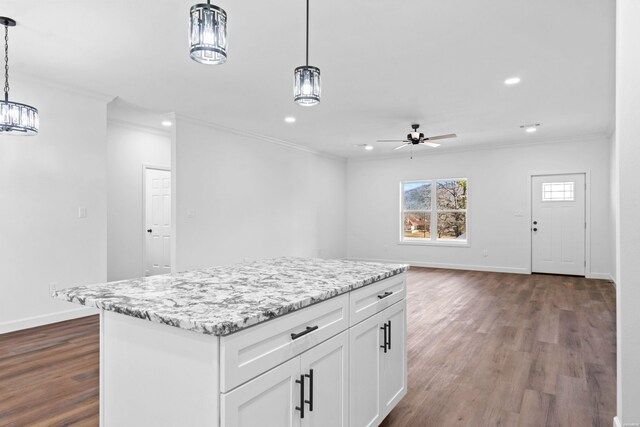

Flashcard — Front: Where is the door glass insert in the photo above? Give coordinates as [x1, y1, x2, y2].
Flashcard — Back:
[542, 182, 574, 201]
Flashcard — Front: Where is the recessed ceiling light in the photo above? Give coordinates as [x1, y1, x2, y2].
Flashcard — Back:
[284, 117, 296, 123]
[505, 77, 521, 85]
[525, 127, 537, 133]
[364, 145, 374, 151]
[161, 120, 172, 127]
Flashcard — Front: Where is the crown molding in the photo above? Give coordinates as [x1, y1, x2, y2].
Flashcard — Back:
[174, 113, 346, 163]
[13, 73, 116, 103]
[347, 132, 611, 163]
[107, 119, 171, 137]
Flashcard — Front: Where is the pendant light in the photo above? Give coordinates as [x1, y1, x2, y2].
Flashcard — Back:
[189, 1, 228, 65]
[293, 0, 320, 106]
[0, 17, 38, 135]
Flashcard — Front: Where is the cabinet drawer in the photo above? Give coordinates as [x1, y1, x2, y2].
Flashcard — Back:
[349, 274, 406, 326]
[220, 293, 349, 392]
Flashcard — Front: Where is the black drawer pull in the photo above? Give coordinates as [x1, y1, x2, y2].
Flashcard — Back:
[295, 374, 305, 418]
[291, 325, 319, 340]
[380, 323, 388, 353]
[378, 291, 393, 300]
[305, 369, 314, 411]
[387, 320, 392, 351]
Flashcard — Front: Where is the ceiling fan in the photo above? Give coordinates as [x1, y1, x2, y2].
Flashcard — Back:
[377, 124, 457, 150]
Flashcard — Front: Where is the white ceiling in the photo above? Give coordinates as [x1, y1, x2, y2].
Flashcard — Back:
[4, 0, 615, 158]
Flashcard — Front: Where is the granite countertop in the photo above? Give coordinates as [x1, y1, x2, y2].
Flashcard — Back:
[53, 257, 408, 336]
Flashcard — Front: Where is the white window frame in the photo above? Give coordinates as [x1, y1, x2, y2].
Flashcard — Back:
[399, 178, 470, 247]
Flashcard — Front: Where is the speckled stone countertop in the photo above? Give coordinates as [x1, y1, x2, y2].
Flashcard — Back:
[53, 258, 408, 336]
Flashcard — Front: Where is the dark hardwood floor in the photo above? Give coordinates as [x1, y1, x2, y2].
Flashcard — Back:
[0, 315, 99, 426]
[381, 268, 616, 427]
[0, 268, 616, 426]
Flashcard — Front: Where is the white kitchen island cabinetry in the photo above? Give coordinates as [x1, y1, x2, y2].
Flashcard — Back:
[54, 258, 408, 427]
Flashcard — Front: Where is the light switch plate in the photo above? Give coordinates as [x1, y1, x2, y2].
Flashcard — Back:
[78, 207, 87, 218]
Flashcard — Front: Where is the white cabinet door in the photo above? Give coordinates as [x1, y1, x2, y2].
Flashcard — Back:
[221, 357, 302, 427]
[349, 312, 383, 427]
[380, 299, 407, 419]
[300, 331, 349, 427]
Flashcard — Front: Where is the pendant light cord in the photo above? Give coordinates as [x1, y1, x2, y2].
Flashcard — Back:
[4, 24, 8, 102]
[305, 0, 309, 66]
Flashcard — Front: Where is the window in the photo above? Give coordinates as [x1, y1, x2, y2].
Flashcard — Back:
[542, 182, 574, 201]
[401, 179, 468, 244]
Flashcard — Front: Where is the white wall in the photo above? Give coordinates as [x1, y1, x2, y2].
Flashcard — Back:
[0, 79, 108, 333]
[107, 122, 170, 281]
[615, 0, 640, 424]
[172, 117, 347, 272]
[347, 137, 612, 278]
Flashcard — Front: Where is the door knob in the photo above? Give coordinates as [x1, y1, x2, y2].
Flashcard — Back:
[533, 221, 538, 225]
[147, 229, 152, 233]
[533, 228, 538, 232]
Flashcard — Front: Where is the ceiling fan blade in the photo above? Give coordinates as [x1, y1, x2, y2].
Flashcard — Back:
[424, 142, 441, 148]
[393, 143, 410, 150]
[377, 139, 407, 142]
[425, 133, 457, 141]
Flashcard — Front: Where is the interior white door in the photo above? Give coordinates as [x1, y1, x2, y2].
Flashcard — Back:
[379, 300, 407, 419]
[531, 174, 585, 276]
[349, 312, 383, 427]
[145, 168, 171, 276]
[300, 330, 349, 427]
[221, 357, 301, 427]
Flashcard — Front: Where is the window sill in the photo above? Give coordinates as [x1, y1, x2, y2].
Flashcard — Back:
[398, 240, 470, 248]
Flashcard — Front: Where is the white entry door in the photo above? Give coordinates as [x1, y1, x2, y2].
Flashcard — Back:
[145, 168, 171, 276]
[531, 174, 585, 276]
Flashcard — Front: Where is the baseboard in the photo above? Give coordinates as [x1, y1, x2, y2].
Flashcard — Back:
[587, 272, 615, 282]
[613, 416, 621, 427]
[348, 257, 530, 275]
[0, 307, 99, 335]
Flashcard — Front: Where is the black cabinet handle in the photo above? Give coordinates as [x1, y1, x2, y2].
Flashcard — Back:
[380, 323, 388, 353]
[146, 229, 153, 233]
[291, 325, 318, 340]
[295, 374, 305, 418]
[387, 320, 392, 351]
[305, 369, 314, 412]
[378, 291, 393, 300]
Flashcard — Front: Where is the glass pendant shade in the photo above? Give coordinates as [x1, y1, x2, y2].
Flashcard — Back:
[294, 65, 320, 106]
[0, 100, 39, 135]
[189, 3, 227, 65]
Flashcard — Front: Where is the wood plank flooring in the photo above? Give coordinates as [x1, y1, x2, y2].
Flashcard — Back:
[0, 268, 615, 426]
[0, 316, 99, 426]
[381, 268, 616, 427]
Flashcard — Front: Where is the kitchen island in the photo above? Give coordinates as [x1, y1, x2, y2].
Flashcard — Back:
[54, 257, 409, 427]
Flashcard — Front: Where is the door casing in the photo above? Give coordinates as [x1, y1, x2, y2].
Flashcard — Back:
[142, 164, 171, 277]
[527, 170, 591, 277]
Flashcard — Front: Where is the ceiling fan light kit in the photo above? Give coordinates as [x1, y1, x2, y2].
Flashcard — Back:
[377, 123, 456, 153]
[189, 1, 228, 65]
[0, 17, 39, 136]
[293, 0, 321, 106]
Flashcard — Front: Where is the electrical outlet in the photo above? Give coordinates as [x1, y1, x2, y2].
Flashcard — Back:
[482, 249, 488, 257]
[49, 282, 58, 295]
[187, 209, 196, 218]
[78, 206, 87, 218]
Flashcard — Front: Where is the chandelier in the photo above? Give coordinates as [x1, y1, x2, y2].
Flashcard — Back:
[189, 1, 228, 65]
[0, 17, 38, 135]
[293, 0, 320, 106]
